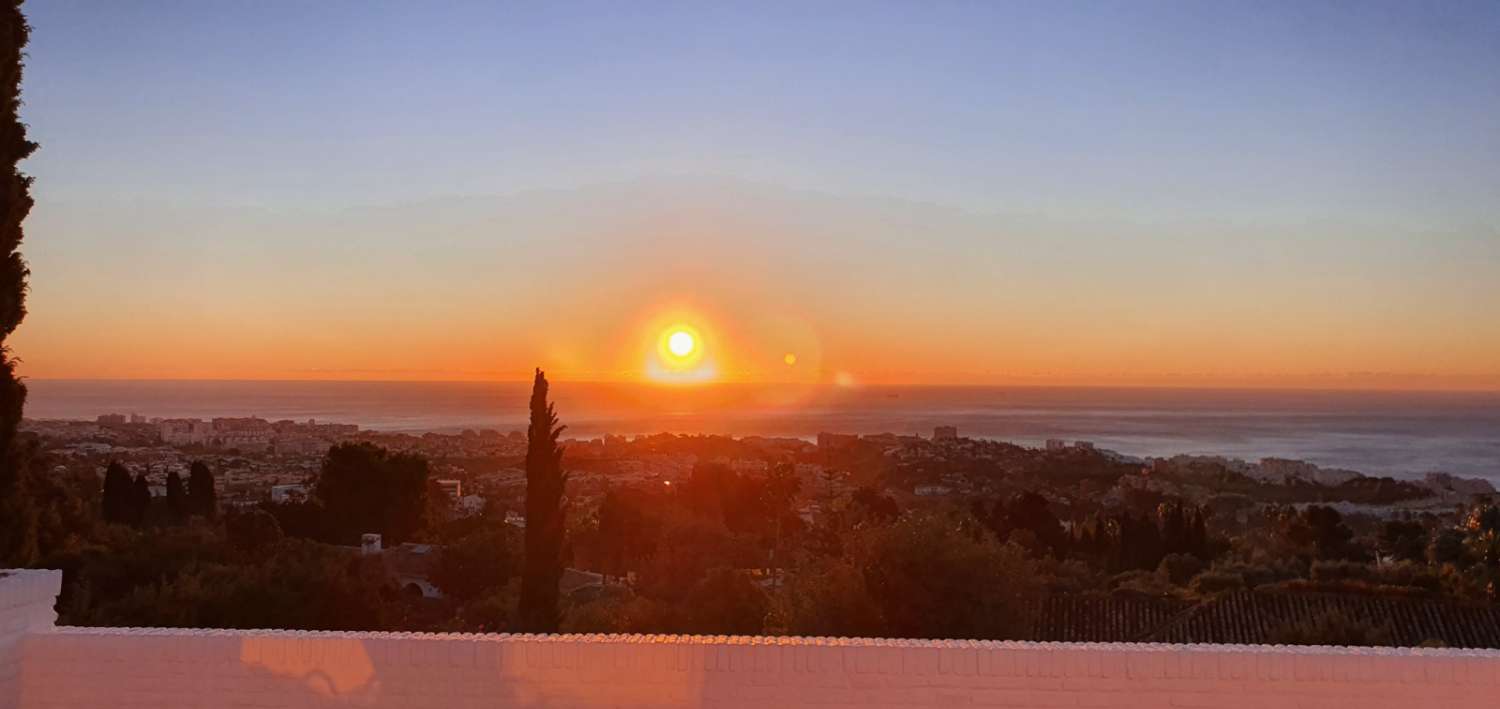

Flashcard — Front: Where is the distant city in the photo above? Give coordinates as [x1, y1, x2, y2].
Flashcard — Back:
[23, 412, 1495, 530]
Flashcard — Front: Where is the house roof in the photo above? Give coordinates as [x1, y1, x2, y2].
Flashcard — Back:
[1031, 590, 1500, 648]
[1029, 594, 1194, 642]
[1144, 590, 1500, 648]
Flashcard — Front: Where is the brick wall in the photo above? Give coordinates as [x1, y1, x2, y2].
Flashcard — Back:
[5, 569, 1500, 708]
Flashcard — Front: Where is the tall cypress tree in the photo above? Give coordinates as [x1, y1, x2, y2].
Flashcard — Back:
[0, 1, 38, 565]
[187, 460, 216, 519]
[518, 368, 567, 632]
[101, 461, 133, 525]
[130, 472, 151, 526]
[165, 470, 186, 522]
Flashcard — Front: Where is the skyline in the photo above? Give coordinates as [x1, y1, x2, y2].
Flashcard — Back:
[12, 1, 1500, 389]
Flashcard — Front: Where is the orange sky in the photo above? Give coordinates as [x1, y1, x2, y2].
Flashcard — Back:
[12, 181, 1500, 391]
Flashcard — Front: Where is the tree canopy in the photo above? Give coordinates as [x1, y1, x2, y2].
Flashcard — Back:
[315, 442, 429, 544]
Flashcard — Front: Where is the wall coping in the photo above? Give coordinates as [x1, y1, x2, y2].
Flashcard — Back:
[44, 624, 1500, 658]
[8, 569, 1500, 659]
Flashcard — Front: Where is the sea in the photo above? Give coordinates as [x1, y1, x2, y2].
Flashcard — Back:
[21, 379, 1500, 483]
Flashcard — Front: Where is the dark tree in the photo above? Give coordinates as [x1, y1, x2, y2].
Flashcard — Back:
[101, 461, 134, 525]
[187, 461, 217, 519]
[976, 491, 1067, 558]
[130, 473, 151, 526]
[1378, 519, 1427, 564]
[518, 368, 567, 633]
[165, 470, 186, 522]
[225, 508, 284, 561]
[1282, 505, 1359, 561]
[0, 0, 38, 565]
[315, 442, 429, 544]
[850, 486, 899, 524]
[596, 488, 659, 581]
[431, 526, 515, 602]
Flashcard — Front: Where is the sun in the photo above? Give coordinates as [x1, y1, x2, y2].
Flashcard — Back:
[645, 317, 715, 383]
[668, 330, 696, 357]
[655, 323, 706, 370]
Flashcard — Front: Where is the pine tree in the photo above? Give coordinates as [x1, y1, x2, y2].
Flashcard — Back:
[187, 460, 216, 519]
[518, 368, 567, 632]
[165, 470, 186, 522]
[0, 0, 39, 566]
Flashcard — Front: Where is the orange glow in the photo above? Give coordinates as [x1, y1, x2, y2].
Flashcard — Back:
[646, 316, 715, 384]
[10, 181, 1499, 392]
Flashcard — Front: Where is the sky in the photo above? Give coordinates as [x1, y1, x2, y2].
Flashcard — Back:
[11, 1, 1500, 388]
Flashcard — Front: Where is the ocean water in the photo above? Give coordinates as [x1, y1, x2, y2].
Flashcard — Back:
[22, 379, 1500, 482]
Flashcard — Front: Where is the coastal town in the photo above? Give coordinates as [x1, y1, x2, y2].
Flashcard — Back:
[21, 412, 1494, 535]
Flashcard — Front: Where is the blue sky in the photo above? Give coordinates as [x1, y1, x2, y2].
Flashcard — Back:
[12, 1, 1500, 385]
[23, 1, 1500, 221]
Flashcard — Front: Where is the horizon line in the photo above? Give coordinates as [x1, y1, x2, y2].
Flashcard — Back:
[20, 376, 1500, 396]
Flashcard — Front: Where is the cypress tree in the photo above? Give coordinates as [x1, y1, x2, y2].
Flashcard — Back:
[0, 1, 38, 565]
[165, 470, 186, 522]
[518, 368, 567, 632]
[130, 472, 151, 526]
[101, 461, 133, 525]
[187, 460, 216, 519]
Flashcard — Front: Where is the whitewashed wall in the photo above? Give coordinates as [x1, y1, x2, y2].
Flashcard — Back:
[5, 569, 1500, 708]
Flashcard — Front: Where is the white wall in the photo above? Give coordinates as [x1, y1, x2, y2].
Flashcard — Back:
[5, 569, 1500, 708]
[1, 570, 60, 709]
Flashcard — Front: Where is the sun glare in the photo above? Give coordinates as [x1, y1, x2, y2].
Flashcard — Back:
[668, 330, 695, 357]
[648, 321, 714, 383]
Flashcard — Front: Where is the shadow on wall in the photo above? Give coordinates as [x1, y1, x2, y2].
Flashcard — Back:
[29, 631, 729, 708]
[15, 627, 1500, 709]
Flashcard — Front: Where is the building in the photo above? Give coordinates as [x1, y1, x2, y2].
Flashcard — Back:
[816, 432, 859, 450]
[914, 484, 953, 497]
[434, 479, 462, 501]
[159, 418, 213, 446]
[269, 484, 309, 504]
[95, 413, 126, 425]
[456, 494, 486, 516]
[1045, 439, 1067, 451]
[933, 426, 958, 441]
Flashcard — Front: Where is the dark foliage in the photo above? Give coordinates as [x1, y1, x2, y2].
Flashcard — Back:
[100, 462, 135, 525]
[431, 524, 516, 603]
[0, 0, 37, 566]
[315, 443, 429, 544]
[164, 470, 186, 522]
[519, 368, 567, 632]
[1379, 519, 1428, 564]
[130, 473, 151, 526]
[975, 491, 1067, 558]
[595, 488, 659, 580]
[187, 460, 217, 519]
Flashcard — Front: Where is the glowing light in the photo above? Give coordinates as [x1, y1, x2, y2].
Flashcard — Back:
[668, 330, 695, 357]
[649, 321, 714, 383]
[784, 353, 797, 366]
